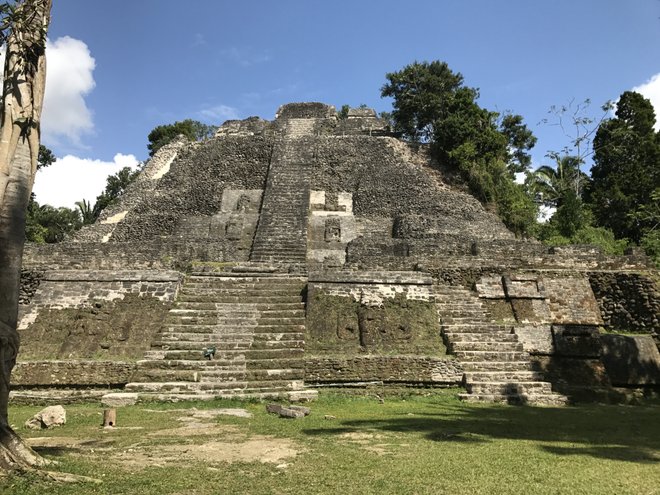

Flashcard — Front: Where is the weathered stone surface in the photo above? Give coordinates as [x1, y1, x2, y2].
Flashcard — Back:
[514, 325, 553, 354]
[101, 393, 139, 407]
[13, 361, 137, 386]
[25, 405, 66, 429]
[552, 325, 602, 358]
[266, 403, 307, 418]
[600, 335, 660, 386]
[14, 103, 659, 404]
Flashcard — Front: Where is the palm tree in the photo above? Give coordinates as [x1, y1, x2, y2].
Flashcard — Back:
[526, 155, 586, 208]
[75, 199, 98, 225]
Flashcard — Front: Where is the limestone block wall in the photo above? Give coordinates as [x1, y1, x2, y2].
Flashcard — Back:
[12, 361, 137, 387]
[304, 356, 463, 386]
[588, 272, 660, 335]
[18, 270, 180, 332]
[305, 271, 443, 361]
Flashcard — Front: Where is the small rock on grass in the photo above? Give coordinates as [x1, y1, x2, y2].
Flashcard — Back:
[25, 405, 66, 430]
[266, 403, 311, 419]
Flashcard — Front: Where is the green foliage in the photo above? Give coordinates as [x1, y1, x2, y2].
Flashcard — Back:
[382, 60, 538, 236]
[147, 119, 217, 156]
[641, 230, 660, 267]
[590, 91, 660, 243]
[25, 195, 81, 243]
[526, 155, 587, 209]
[37, 144, 55, 169]
[337, 104, 350, 120]
[500, 113, 538, 174]
[92, 165, 140, 217]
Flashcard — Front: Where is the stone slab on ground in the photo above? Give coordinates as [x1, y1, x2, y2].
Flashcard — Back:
[25, 405, 66, 429]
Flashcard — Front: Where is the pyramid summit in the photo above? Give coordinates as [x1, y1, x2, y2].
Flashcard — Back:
[16, 102, 660, 405]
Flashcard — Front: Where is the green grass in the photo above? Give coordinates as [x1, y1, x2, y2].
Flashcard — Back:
[2, 390, 659, 494]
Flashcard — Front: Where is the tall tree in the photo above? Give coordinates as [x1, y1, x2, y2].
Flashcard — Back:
[147, 119, 216, 156]
[381, 60, 538, 236]
[589, 91, 660, 243]
[0, 0, 52, 471]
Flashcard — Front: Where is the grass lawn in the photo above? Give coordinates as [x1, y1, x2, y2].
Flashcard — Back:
[1, 389, 659, 495]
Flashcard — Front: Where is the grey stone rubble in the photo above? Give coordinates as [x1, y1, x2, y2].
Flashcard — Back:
[25, 405, 66, 429]
[15, 102, 660, 406]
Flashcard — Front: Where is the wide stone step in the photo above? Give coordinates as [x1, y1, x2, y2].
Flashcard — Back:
[444, 332, 517, 343]
[159, 331, 301, 342]
[461, 361, 534, 372]
[131, 368, 245, 383]
[450, 342, 524, 352]
[202, 368, 303, 382]
[464, 371, 545, 382]
[166, 316, 305, 326]
[169, 308, 303, 317]
[124, 381, 247, 393]
[136, 357, 303, 370]
[160, 348, 304, 361]
[163, 324, 304, 334]
[454, 351, 528, 362]
[442, 325, 512, 334]
[155, 340, 303, 352]
[466, 381, 554, 395]
[177, 295, 302, 304]
[458, 392, 568, 406]
[175, 301, 304, 310]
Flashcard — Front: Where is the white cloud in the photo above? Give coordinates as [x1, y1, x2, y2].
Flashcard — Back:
[198, 104, 240, 122]
[41, 36, 96, 146]
[632, 73, 660, 131]
[219, 47, 271, 67]
[32, 153, 140, 209]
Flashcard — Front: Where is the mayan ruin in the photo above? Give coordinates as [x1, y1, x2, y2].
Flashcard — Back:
[14, 102, 660, 407]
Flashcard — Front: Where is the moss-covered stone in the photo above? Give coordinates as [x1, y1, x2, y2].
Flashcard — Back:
[306, 290, 445, 355]
[19, 293, 171, 360]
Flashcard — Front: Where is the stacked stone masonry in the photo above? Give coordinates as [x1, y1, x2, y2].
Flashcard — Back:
[16, 102, 660, 404]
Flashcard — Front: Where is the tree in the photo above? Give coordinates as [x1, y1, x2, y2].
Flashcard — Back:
[92, 165, 139, 217]
[147, 119, 216, 156]
[25, 196, 81, 243]
[526, 155, 586, 209]
[381, 60, 538, 236]
[37, 143, 54, 169]
[589, 91, 660, 243]
[0, 0, 52, 471]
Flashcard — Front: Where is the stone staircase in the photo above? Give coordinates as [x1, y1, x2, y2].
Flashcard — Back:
[125, 273, 314, 400]
[435, 283, 567, 406]
[249, 131, 315, 266]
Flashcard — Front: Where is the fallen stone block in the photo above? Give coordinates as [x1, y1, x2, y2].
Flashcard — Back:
[25, 405, 66, 430]
[266, 403, 307, 419]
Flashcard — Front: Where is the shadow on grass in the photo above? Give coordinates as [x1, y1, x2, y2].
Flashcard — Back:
[303, 402, 660, 464]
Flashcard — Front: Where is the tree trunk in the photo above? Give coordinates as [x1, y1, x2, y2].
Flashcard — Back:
[0, 0, 52, 472]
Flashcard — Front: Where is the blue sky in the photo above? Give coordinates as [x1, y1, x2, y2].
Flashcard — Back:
[33, 0, 660, 207]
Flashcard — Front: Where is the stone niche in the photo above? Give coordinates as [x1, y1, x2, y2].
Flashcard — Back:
[308, 190, 357, 267]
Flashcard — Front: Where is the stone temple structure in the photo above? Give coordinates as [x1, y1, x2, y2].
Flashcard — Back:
[16, 102, 660, 405]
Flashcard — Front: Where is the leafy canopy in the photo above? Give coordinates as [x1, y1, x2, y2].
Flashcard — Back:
[381, 60, 538, 236]
[147, 119, 216, 156]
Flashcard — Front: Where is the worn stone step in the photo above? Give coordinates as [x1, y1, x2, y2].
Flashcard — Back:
[444, 332, 517, 343]
[466, 381, 554, 395]
[454, 350, 528, 362]
[464, 371, 545, 382]
[450, 341, 524, 352]
[175, 301, 304, 310]
[136, 358, 302, 370]
[163, 324, 304, 334]
[155, 340, 304, 352]
[202, 369, 303, 382]
[461, 361, 534, 372]
[124, 381, 248, 393]
[160, 348, 304, 361]
[169, 308, 303, 317]
[177, 294, 302, 303]
[458, 393, 568, 406]
[159, 331, 302, 342]
[442, 325, 512, 334]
